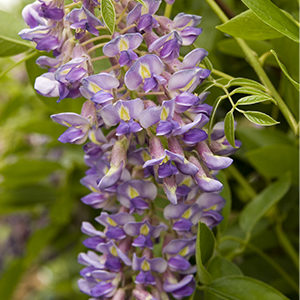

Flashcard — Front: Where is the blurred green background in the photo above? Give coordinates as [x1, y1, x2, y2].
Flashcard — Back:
[0, 0, 298, 299]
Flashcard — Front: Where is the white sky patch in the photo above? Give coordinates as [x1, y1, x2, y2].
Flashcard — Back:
[0, 0, 22, 11]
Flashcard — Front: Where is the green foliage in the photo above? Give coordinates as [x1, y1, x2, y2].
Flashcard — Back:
[239, 174, 291, 234]
[205, 276, 289, 300]
[216, 10, 283, 40]
[0, 10, 33, 57]
[101, 0, 116, 33]
[224, 110, 235, 147]
[196, 222, 215, 284]
[241, 0, 299, 42]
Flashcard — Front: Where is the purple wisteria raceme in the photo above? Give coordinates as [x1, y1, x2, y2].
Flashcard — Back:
[20, 0, 241, 299]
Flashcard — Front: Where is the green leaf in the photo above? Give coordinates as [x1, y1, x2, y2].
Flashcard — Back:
[0, 10, 33, 57]
[101, 0, 116, 34]
[241, 0, 299, 42]
[236, 95, 274, 105]
[205, 275, 289, 300]
[216, 10, 283, 40]
[196, 222, 214, 284]
[224, 110, 235, 147]
[217, 171, 231, 233]
[207, 256, 243, 279]
[245, 144, 299, 185]
[270, 49, 300, 91]
[239, 174, 291, 234]
[227, 77, 266, 91]
[242, 111, 279, 126]
[230, 86, 267, 96]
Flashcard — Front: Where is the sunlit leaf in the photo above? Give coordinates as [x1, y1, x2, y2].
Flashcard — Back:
[217, 10, 283, 40]
[241, 0, 299, 42]
[242, 111, 279, 126]
[101, 0, 116, 34]
[270, 49, 300, 91]
[237, 95, 274, 105]
[224, 110, 235, 147]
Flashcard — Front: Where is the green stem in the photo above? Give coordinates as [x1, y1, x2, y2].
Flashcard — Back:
[221, 236, 299, 292]
[275, 222, 299, 269]
[0, 50, 37, 79]
[226, 165, 257, 201]
[164, 3, 173, 18]
[205, 0, 299, 136]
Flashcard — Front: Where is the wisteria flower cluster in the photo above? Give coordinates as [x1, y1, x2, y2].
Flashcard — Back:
[20, 0, 240, 298]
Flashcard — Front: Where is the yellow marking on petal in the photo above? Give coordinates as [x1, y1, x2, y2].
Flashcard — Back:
[89, 131, 101, 145]
[141, 260, 150, 271]
[119, 38, 129, 51]
[182, 177, 192, 187]
[141, 3, 149, 15]
[110, 246, 118, 256]
[139, 63, 151, 79]
[78, 9, 87, 21]
[182, 208, 192, 219]
[160, 155, 169, 165]
[128, 186, 139, 199]
[203, 204, 217, 212]
[140, 224, 150, 235]
[105, 165, 118, 176]
[179, 246, 189, 256]
[182, 77, 196, 91]
[61, 67, 71, 75]
[89, 81, 102, 93]
[181, 20, 193, 29]
[62, 121, 71, 127]
[160, 106, 169, 121]
[88, 185, 99, 193]
[107, 217, 118, 226]
[119, 105, 131, 121]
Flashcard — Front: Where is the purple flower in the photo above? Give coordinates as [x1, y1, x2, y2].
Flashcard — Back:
[54, 57, 89, 100]
[117, 180, 157, 213]
[34, 72, 60, 97]
[96, 241, 131, 271]
[19, 25, 61, 51]
[100, 99, 144, 136]
[95, 212, 134, 240]
[66, 6, 102, 38]
[172, 13, 203, 45]
[197, 142, 233, 170]
[168, 67, 211, 92]
[124, 220, 167, 248]
[127, 0, 161, 31]
[103, 33, 143, 66]
[124, 54, 165, 92]
[164, 203, 202, 232]
[140, 100, 180, 136]
[132, 253, 167, 285]
[149, 31, 182, 62]
[51, 112, 92, 144]
[80, 73, 120, 105]
[163, 274, 196, 298]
